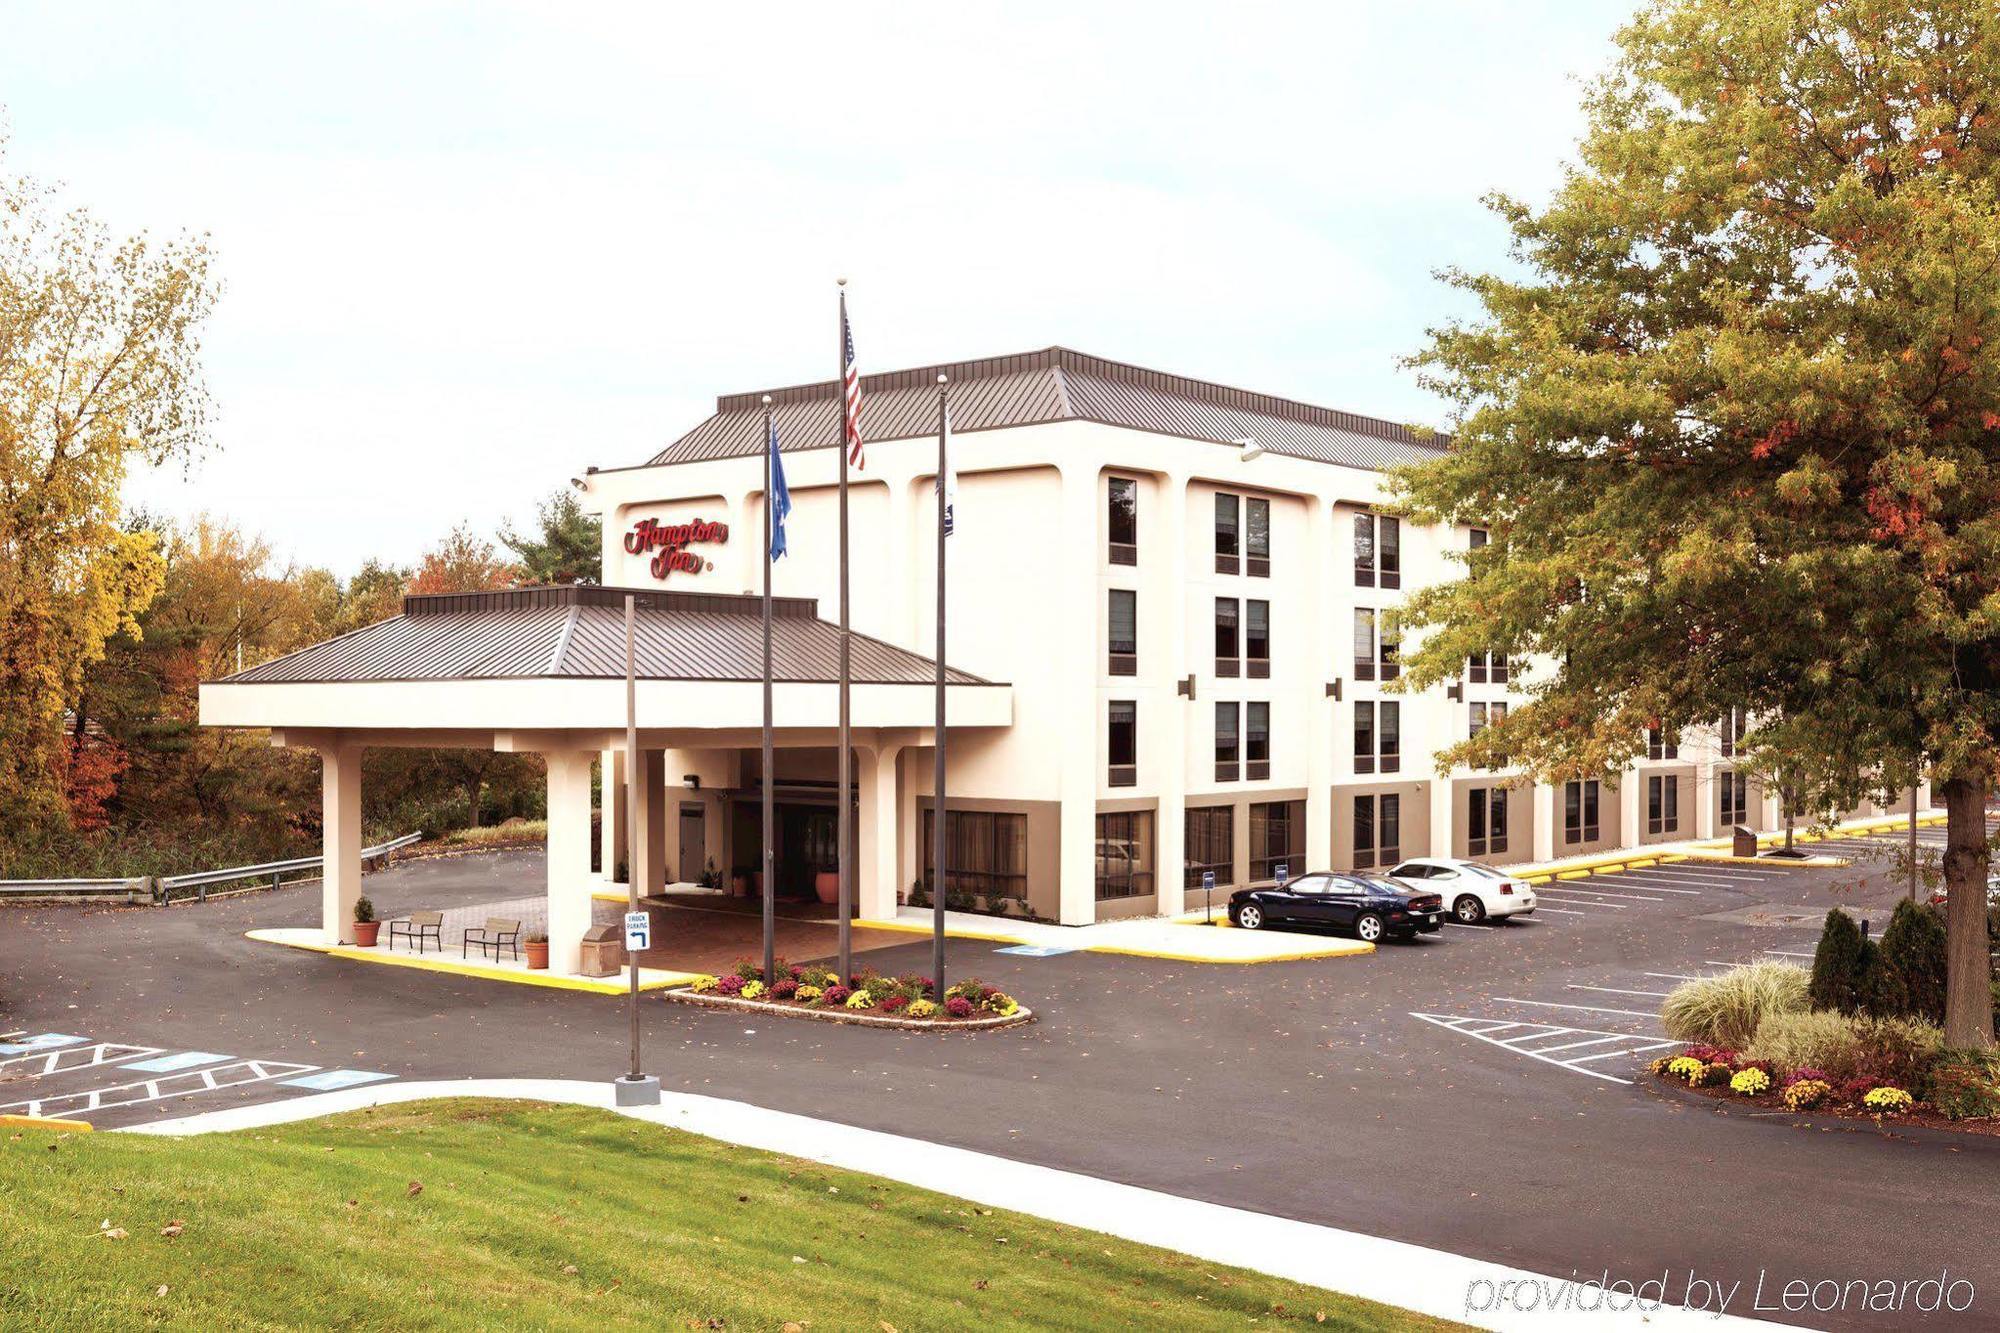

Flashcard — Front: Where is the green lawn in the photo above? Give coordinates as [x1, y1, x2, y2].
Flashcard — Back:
[0, 1099, 1461, 1331]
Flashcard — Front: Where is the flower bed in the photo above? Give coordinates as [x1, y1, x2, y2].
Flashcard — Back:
[666, 958, 1030, 1029]
[1647, 1040, 2000, 1135]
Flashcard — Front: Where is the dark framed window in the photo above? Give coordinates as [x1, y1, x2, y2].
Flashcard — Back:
[1380, 627, 1399, 682]
[1379, 701, 1400, 774]
[1246, 702, 1270, 780]
[1469, 701, 1487, 740]
[1354, 513, 1376, 587]
[1564, 779, 1601, 844]
[922, 809, 1027, 905]
[1245, 599, 1269, 677]
[1470, 527, 1488, 550]
[1467, 786, 1508, 857]
[1095, 809, 1155, 901]
[1354, 701, 1376, 775]
[1353, 793, 1400, 870]
[1646, 727, 1678, 761]
[1215, 598, 1239, 677]
[1468, 650, 1510, 685]
[1108, 477, 1138, 565]
[1108, 589, 1137, 676]
[1720, 709, 1745, 758]
[1185, 805, 1234, 891]
[1249, 799, 1304, 882]
[1214, 493, 1239, 574]
[1379, 516, 1400, 589]
[1353, 609, 1376, 681]
[1246, 497, 1271, 577]
[1720, 770, 1749, 825]
[1647, 773, 1679, 834]
[1108, 700, 1136, 788]
[1215, 702, 1240, 782]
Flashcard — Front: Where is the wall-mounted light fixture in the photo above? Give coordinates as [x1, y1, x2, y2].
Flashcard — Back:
[682, 775, 701, 791]
[1176, 674, 1197, 701]
[1446, 682, 1464, 702]
[1326, 679, 1343, 701]
[1233, 436, 1264, 462]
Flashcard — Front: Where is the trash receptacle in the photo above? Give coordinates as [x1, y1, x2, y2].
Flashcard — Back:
[1732, 825, 1757, 858]
[577, 924, 625, 977]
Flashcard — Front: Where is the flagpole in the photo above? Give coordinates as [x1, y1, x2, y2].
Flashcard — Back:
[761, 395, 777, 987]
[932, 373, 950, 993]
[836, 280, 854, 984]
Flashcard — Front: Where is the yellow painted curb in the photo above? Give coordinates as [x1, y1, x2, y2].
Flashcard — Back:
[1682, 852, 1849, 868]
[857, 917, 1374, 964]
[1556, 869, 1595, 880]
[857, 918, 1032, 946]
[0, 1114, 92, 1132]
[244, 930, 701, 994]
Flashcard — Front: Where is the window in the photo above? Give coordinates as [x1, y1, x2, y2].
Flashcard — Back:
[1214, 598, 1240, 676]
[1185, 805, 1234, 892]
[1108, 700, 1136, 788]
[922, 809, 1027, 905]
[1719, 709, 1745, 758]
[1647, 773, 1679, 834]
[1564, 779, 1601, 844]
[1245, 599, 1269, 677]
[1379, 701, 1400, 774]
[1108, 589, 1137, 676]
[1646, 727, 1678, 761]
[1470, 527, 1489, 550]
[1379, 516, 1400, 589]
[1214, 493, 1239, 573]
[1108, 477, 1138, 565]
[1467, 787, 1509, 857]
[1354, 512, 1398, 588]
[1354, 513, 1376, 587]
[1720, 771, 1749, 826]
[1468, 651, 1510, 685]
[1249, 799, 1304, 882]
[1353, 609, 1376, 681]
[1095, 809, 1155, 901]
[1354, 702, 1376, 775]
[1353, 793, 1400, 870]
[1469, 701, 1486, 740]
[1246, 498, 1271, 576]
[1381, 626, 1400, 681]
[1358, 701, 1399, 776]
[1215, 702, 1240, 782]
[1246, 702, 1270, 780]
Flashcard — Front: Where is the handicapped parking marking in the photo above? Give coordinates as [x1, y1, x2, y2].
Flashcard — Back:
[0, 1042, 163, 1077]
[122, 1051, 232, 1074]
[994, 944, 1081, 957]
[279, 1069, 394, 1091]
[0, 1058, 321, 1120]
[0, 1033, 89, 1055]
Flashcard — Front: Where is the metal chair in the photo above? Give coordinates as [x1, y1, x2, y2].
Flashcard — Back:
[462, 917, 522, 962]
[385, 910, 443, 954]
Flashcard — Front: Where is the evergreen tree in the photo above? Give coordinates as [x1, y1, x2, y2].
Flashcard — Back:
[1808, 908, 1869, 1014]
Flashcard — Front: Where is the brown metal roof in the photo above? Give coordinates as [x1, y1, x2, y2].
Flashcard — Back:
[647, 346, 1448, 472]
[216, 585, 995, 687]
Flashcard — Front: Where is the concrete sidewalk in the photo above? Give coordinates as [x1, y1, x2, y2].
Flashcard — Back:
[862, 906, 1372, 963]
[1511, 809, 1943, 883]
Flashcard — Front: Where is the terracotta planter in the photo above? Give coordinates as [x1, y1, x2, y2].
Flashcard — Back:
[352, 920, 380, 948]
[525, 940, 550, 970]
[814, 871, 840, 904]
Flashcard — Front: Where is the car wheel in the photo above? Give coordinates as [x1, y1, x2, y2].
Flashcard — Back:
[1454, 894, 1487, 925]
[1237, 904, 1264, 931]
[1354, 912, 1385, 943]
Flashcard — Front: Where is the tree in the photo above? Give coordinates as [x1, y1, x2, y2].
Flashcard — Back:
[0, 136, 216, 847]
[1869, 898, 1950, 1023]
[1392, 0, 2000, 1046]
[500, 490, 600, 585]
[407, 523, 518, 596]
[1808, 907, 1870, 1014]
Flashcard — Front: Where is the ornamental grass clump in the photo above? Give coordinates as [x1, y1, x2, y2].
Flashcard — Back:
[1660, 962, 1808, 1049]
[1743, 1009, 1863, 1080]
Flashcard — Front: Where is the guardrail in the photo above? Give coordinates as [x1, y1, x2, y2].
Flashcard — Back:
[0, 831, 424, 906]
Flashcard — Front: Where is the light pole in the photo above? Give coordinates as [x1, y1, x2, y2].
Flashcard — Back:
[614, 592, 661, 1107]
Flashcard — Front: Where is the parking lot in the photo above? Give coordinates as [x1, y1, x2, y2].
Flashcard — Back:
[3, 828, 1997, 1330]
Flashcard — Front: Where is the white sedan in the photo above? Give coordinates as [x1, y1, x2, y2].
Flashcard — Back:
[1386, 857, 1536, 925]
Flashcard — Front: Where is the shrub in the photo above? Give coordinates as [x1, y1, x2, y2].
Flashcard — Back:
[1807, 908, 1869, 1013]
[1866, 900, 1948, 1023]
[1782, 1066, 1830, 1087]
[1850, 1016, 1944, 1092]
[878, 994, 909, 1013]
[1744, 1009, 1863, 1080]
[797, 965, 838, 990]
[906, 998, 938, 1019]
[794, 984, 823, 1003]
[769, 979, 798, 1000]
[984, 991, 1019, 1018]
[823, 984, 852, 1007]
[689, 974, 718, 993]
[944, 996, 975, 1018]
[1926, 1050, 2000, 1121]
[731, 956, 788, 985]
[1660, 962, 1809, 1049]
[844, 990, 874, 1010]
[944, 978, 986, 1003]
[1783, 1079, 1832, 1111]
[1698, 1062, 1734, 1087]
[1664, 1055, 1706, 1083]
[1862, 1086, 1914, 1114]
[1730, 1067, 1772, 1096]
[353, 896, 376, 924]
[715, 974, 746, 997]
[740, 980, 765, 1001]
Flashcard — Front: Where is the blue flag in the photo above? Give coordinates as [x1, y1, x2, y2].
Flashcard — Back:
[768, 420, 792, 560]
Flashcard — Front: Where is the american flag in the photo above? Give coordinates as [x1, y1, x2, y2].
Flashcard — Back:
[841, 295, 864, 469]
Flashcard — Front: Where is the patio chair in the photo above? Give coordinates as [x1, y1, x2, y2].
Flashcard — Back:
[462, 917, 522, 963]
[385, 910, 443, 955]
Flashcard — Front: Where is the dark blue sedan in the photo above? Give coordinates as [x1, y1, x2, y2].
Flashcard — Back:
[1228, 872, 1444, 942]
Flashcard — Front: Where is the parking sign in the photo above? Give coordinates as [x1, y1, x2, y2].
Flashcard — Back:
[623, 911, 650, 952]
[1201, 870, 1216, 893]
[1275, 862, 1289, 887]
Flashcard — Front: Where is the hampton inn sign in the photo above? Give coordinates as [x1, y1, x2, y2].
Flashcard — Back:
[624, 516, 729, 579]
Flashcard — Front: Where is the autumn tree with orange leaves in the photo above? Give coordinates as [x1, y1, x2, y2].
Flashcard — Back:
[1394, 0, 2000, 1045]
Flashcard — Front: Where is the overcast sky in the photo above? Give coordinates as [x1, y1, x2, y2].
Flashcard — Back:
[3, 1, 1618, 576]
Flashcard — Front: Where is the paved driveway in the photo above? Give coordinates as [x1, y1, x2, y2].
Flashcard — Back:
[2, 839, 1995, 1331]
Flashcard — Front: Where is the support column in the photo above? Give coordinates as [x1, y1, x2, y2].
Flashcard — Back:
[1156, 471, 1190, 917]
[1429, 770, 1457, 862]
[1304, 497, 1334, 872]
[599, 748, 628, 887]
[632, 749, 667, 897]
[1057, 463, 1100, 924]
[546, 749, 596, 974]
[1532, 782, 1556, 862]
[1695, 764, 1719, 840]
[1618, 772, 1642, 850]
[320, 741, 362, 944]
[858, 744, 902, 919]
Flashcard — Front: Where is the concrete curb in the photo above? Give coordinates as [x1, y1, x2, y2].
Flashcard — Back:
[1641, 1074, 2000, 1152]
[663, 988, 1033, 1030]
[244, 928, 700, 995]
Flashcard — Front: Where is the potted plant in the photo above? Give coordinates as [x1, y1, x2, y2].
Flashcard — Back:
[524, 931, 550, 970]
[352, 896, 380, 947]
[814, 868, 840, 904]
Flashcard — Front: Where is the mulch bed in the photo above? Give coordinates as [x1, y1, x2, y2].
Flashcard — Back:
[1649, 1072, 2000, 1139]
[663, 988, 1033, 1031]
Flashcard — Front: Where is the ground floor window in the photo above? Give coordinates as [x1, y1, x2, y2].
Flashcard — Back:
[1563, 779, 1600, 844]
[1096, 809, 1156, 901]
[1719, 770, 1749, 826]
[1352, 792, 1400, 870]
[1467, 786, 1508, 857]
[1249, 799, 1304, 883]
[1185, 804, 1233, 890]
[1647, 774, 1679, 834]
[922, 809, 1028, 907]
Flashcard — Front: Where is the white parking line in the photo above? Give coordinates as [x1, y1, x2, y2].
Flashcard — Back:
[1625, 870, 1755, 884]
[1591, 878, 1706, 893]
[1491, 997, 1664, 1021]
[0, 1059, 320, 1120]
[1538, 887, 1668, 902]
[1764, 950, 1814, 959]
[1534, 906, 1588, 915]
[1568, 984, 1671, 998]
[1642, 971, 1708, 982]
[0, 1042, 161, 1077]
[1534, 896, 1626, 909]
[1412, 1012, 1677, 1084]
